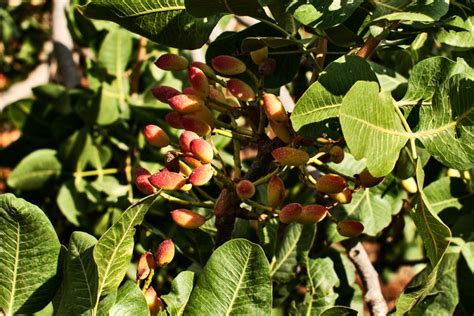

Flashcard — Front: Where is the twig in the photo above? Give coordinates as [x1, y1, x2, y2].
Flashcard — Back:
[343, 240, 388, 316]
[130, 37, 148, 97]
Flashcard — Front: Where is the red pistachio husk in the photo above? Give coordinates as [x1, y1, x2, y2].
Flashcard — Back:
[165, 112, 184, 129]
[267, 175, 285, 208]
[190, 139, 214, 163]
[296, 205, 328, 224]
[181, 115, 211, 136]
[151, 85, 181, 103]
[144, 287, 165, 316]
[188, 66, 210, 97]
[190, 61, 216, 77]
[271, 147, 309, 166]
[155, 239, 175, 267]
[136, 251, 154, 280]
[171, 209, 206, 229]
[179, 130, 200, 152]
[358, 168, 384, 187]
[337, 220, 364, 237]
[168, 94, 204, 113]
[135, 167, 156, 195]
[209, 86, 227, 104]
[227, 78, 255, 101]
[268, 120, 294, 144]
[149, 168, 186, 190]
[211, 55, 246, 75]
[263, 93, 288, 124]
[279, 203, 303, 224]
[144, 125, 170, 148]
[155, 53, 188, 71]
[328, 145, 345, 164]
[182, 155, 203, 168]
[189, 164, 213, 186]
[236, 179, 256, 200]
[315, 174, 348, 194]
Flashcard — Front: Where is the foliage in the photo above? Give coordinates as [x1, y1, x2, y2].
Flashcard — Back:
[0, 0, 473, 315]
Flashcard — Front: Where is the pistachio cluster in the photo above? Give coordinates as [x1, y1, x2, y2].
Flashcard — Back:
[134, 51, 382, 238]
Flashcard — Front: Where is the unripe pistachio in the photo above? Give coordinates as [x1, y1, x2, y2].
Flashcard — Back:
[250, 46, 268, 65]
[136, 251, 154, 280]
[400, 177, 418, 193]
[209, 86, 227, 104]
[297, 205, 328, 224]
[316, 174, 348, 194]
[180, 183, 193, 192]
[279, 203, 303, 224]
[259, 58, 277, 76]
[227, 78, 255, 101]
[211, 55, 246, 75]
[271, 147, 309, 166]
[168, 94, 204, 113]
[135, 167, 156, 195]
[189, 164, 213, 186]
[181, 115, 211, 136]
[152, 85, 181, 103]
[189, 106, 214, 127]
[268, 120, 294, 144]
[182, 86, 199, 95]
[165, 112, 184, 129]
[337, 220, 364, 237]
[144, 125, 170, 148]
[225, 97, 241, 108]
[182, 155, 203, 168]
[329, 187, 352, 204]
[236, 179, 256, 200]
[328, 146, 345, 164]
[188, 66, 210, 97]
[447, 168, 461, 178]
[150, 168, 186, 190]
[267, 175, 285, 207]
[190, 139, 214, 163]
[214, 188, 230, 217]
[263, 93, 288, 124]
[178, 160, 193, 177]
[155, 53, 188, 71]
[155, 239, 175, 267]
[190, 61, 216, 77]
[144, 287, 165, 316]
[179, 130, 200, 152]
[171, 209, 206, 229]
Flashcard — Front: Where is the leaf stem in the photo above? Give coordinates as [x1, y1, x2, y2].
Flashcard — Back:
[73, 168, 119, 177]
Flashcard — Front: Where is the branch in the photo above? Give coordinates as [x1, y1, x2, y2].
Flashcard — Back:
[52, 0, 80, 88]
[343, 240, 388, 316]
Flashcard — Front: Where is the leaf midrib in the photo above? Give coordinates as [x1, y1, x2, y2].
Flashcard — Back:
[224, 248, 251, 316]
[115, 5, 185, 18]
[6, 214, 20, 315]
[270, 229, 300, 276]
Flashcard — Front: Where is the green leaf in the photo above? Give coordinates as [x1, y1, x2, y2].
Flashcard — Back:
[185, 239, 272, 315]
[372, 0, 449, 22]
[289, 0, 364, 30]
[92, 195, 157, 312]
[185, 0, 266, 19]
[296, 257, 340, 315]
[291, 56, 378, 131]
[412, 161, 451, 267]
[402, 57, 471, 104]
[396, 249, 460, 315]
[109, 281, 149, 316]
[461, 242, 474, 273]
[56, 180, 90, 227]
[0, 194, 61, 315]
[7, 149, 62, 190]
[339, 81, 408, 176]
[270, 223, 302, 282]
[54, 232, 98, 315]
[335, 188, 394, 236]
[424, 177, 474, 214]
[78, 0, 219, 49]
[162, 271, 195, 316]
[320, 306, 358, 316]
[416, 74, 474, 170]
[436, 16, 474, 48]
